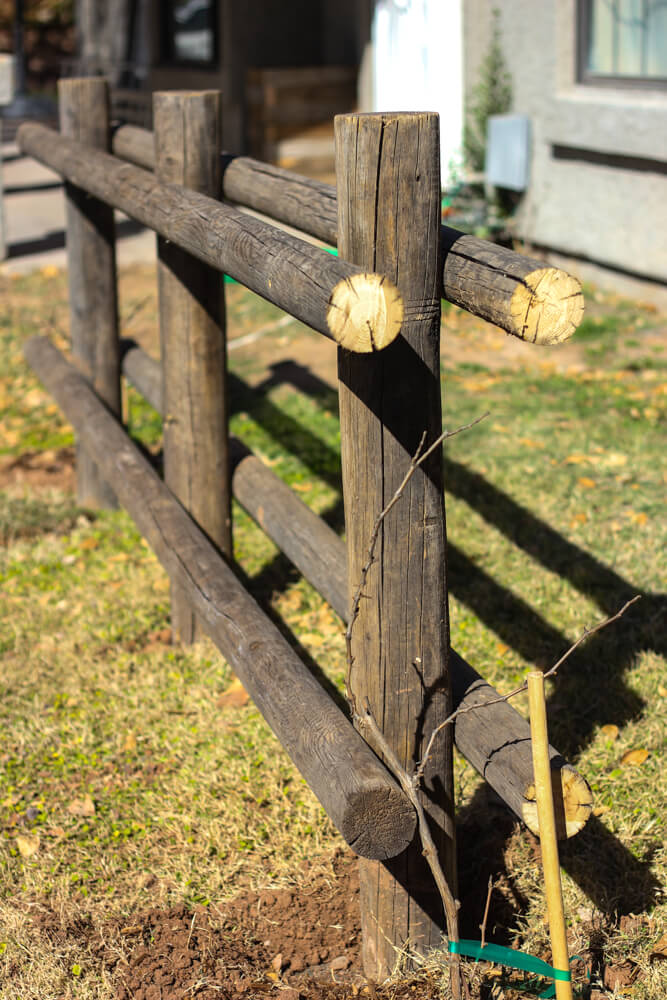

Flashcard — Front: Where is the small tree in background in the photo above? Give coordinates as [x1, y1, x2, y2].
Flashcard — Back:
[463, 8, 512, 174]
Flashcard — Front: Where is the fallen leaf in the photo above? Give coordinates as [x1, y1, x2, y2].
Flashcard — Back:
[299, 632, 325, 647]
[147, 627, 171, 645]
[123, 732, 137, 752]
[16, 834, 40, 858]
[292, 482, 311, 493]
[570, 513, 588, 527]
[217, 677, 250, 709]
[67, 795, 96, 817]
[578, 477, 596, 488]
[79, 537, 99, 550]
[121, 925, 143, 936]
[40, 265, 60, 278]
[620, 748, 649, 767]
[271, 953, 283, 973]
[281, 590, 303, 612]
[593, 805, 611, 817]
[602, 452, 627, 468]
[23, 388, 46, 408]
[658, 685, 667, 698]
[108, 552, 130, 563]
[496, 642, 509, 656]
[650, 932, 667, 959]
[519, 437, 543, 449]
[601, 724, 619, 741]
[565, 454, 589, 465]
[152, 577, 170, 592]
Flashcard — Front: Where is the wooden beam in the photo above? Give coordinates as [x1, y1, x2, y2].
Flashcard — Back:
[336, 112, 455, 978]
[119, 338, 593, 841]
[24, 335, 417, 863]
[17, 122, 403, 354]
[59, 77, 120, 508]
[154, 90, 231, 645]
[109, 124, 584, 345]
[440, 228, 584, 345]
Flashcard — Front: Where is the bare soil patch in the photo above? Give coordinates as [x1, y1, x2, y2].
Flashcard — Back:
[0, 446, 75, 492]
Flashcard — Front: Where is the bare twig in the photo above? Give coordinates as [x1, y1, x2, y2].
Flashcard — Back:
[480, 876, 493, 950]
[355, 701, 463, 998]
[344, 413, 489, 708]
[414, 595, 641, 783]
[344, 413, 638, 1000]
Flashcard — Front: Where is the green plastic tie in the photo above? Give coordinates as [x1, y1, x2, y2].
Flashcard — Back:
[448, 940, 572, 998]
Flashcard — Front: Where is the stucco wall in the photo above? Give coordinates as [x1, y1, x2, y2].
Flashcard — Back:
[464, 0, 667, 283]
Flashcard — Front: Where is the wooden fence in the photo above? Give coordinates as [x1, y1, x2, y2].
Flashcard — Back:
[18, 78, 591, 981]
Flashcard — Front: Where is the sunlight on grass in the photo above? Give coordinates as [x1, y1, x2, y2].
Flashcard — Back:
[0, 268, 665, 998]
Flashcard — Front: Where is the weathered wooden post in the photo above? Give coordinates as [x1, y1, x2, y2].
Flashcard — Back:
[59, 77, 120, 508]
[154, 90, 231, 644]
[336, 112, 456, 978]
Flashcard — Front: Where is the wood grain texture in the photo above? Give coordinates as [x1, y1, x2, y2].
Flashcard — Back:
[154, 90, 230, 645]
[336, 112, 455, 978]
[450, 652, 592, 838]
[110, 122, 584, 345]
[58, 78, 119, 508]
[119, 338, 592, 840]
[24, 335, 417, 862]
[440, 228, 584, 345]
[17, 123, 402, 353]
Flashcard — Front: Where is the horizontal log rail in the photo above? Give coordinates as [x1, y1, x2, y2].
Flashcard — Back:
[110, 123, 584, 346]
[17, 123, 403, 355]
[24, 335, 417, 862]
[120, 338, 592, 840]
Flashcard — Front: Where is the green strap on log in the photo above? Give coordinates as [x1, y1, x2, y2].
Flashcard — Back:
[449, 939, 574, 998]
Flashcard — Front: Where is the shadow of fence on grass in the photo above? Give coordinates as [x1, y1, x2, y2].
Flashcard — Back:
[227, 359, 664, 921]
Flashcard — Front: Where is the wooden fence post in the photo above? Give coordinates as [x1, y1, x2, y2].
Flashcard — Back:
[154, 90, 231, 644]
[336, 112, 456, 978]
[59, 77, 119, 508]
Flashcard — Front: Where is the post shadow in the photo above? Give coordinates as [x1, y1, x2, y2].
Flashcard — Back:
[230, 358, 663, 920]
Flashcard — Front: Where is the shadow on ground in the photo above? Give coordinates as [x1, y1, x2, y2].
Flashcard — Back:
[228, 359, 664, 928]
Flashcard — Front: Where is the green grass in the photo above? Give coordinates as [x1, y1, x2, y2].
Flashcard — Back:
[0, 267, 665, 997]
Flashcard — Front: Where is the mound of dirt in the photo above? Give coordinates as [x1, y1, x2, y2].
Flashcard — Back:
[114, 852, 362, 1000]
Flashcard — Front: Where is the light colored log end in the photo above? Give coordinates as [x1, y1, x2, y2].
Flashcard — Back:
[510, 268, 584, 345]
[327, 273, 404, 352]
[522, 764, 593, 839]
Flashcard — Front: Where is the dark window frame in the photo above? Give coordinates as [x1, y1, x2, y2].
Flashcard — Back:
[577, 0, 667, 89]
[162, 0, 219, 68]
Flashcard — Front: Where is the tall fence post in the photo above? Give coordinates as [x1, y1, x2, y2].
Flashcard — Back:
[154, 90, 231, 644]
[336, 112, 456, 978]
[58, 77, 119, 508]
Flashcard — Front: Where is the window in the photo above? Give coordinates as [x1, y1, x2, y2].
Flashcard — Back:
[579, 0, 667, 85]
[164, 0, 217, 65]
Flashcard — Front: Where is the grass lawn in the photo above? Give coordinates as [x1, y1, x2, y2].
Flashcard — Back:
[0, 265, 665, 999]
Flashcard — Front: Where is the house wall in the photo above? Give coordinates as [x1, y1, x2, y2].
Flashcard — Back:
[464, 0, 667, 286]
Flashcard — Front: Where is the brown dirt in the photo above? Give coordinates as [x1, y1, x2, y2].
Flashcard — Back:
[28, 852, 452, 1000]
[0, 446, 75, 492]
[23, 844, 638, 1000]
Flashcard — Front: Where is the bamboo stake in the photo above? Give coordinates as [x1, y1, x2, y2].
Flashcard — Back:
[527, 671, 573, 1000]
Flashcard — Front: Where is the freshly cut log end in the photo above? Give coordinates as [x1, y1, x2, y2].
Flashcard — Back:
[327, 273, 404, 352]
[510, 268, 584, 345]
[522, 764, 593, 839]
[341, 785, 416, 861]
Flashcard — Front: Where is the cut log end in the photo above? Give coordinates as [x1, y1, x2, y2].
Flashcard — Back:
[522, 764, 593, 839]
[327, 273, 404, 353]
[340, 784, 416, 861]
[510, 268, 584, 346]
